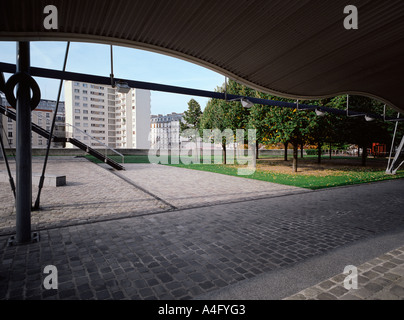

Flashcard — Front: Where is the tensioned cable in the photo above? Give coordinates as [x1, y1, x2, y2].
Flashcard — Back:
[33, 42, 70, 211]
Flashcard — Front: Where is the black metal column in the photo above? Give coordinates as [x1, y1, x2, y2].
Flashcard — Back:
[15, 42, 32, 244]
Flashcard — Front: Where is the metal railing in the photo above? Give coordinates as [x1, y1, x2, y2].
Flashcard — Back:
[65, 123, 124, 164]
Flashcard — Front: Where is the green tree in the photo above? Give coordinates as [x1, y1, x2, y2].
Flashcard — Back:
[301, 98, 335, 164]
[328, 95, 392, 166]
[200, 96, 231, 164]
[180, 99, 203, 132]
[200, 80, 252, 164]
[248, 104, 273, 159]
[265, 104, 316, 172]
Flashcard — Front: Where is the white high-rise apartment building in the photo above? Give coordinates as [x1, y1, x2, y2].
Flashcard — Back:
[65, 81, 151, 149]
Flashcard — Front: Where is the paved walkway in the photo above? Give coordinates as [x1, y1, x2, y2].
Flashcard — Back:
[285, 245, 404, 300]
[0, 157, 404, 300]
[104, 163, 306, 209]
[0, 158, 169, 236]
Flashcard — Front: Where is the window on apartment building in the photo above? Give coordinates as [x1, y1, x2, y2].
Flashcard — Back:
[74, 82, 80, 86]
[83, 123, 88, 127]
[8, 132, 12, 137]
[8, 124, 13, 130]
[38, 140, 43, 146]
[83, 103, 88, 107]
[83, 83, 88, 88]
[8, 139, 13, 145]
[75, 109, 80, 113]
[46, 113, 50, 118]
[83, 136, 88, 140]
[83, 97, 88, 101]
[74, 89, 80, 93]
[83, 110, 88, 114]
[83, 90, 88, 94]
[46, 126, 50, 131]
[83, 117, 88, 120]
[75, 123, 80, 127]
[46, 119, 50, 125]
[75, 102, 80, 107]
[75, 96, 80, 100]
[75, 116, 80, 120]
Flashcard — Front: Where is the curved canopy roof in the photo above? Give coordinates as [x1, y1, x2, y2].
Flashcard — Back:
[1, 0, 404, 112]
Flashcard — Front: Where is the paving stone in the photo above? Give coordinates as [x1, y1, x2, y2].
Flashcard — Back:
[364, 282, 384, 294]
[317, 292, 337, 300]
[384, 272, 401, 282]
[338, 293, 362, 300]
[299, 286, 324, 299]
[318, 280, 336, 290]
[372, 266, 389, 274]
[390, 266, 404, 277]
[389, 285, 404, 297]
[362, 270, 381, 280]
[371, 291, 401, 300]
[329, 285, 349, 297]
[351, 287, 373, 299]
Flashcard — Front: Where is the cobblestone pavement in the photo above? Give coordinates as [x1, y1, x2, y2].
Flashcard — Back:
[0, 156, 403, 300]
[0, 158, 169, 236]
[107, 163, 306, 209]
[285, 245, 404, 300]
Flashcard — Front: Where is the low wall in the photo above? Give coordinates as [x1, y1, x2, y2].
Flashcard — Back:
[2, 148, 305, 157]
[3, 148, 150, 157]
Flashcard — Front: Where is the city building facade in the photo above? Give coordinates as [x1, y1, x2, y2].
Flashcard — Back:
[65, 81, 151, 149]
[150, 112, 184, 150]
[0, 95, 65, 149]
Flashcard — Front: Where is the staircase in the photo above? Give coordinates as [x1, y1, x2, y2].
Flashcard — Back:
[0, 105, 124, 170]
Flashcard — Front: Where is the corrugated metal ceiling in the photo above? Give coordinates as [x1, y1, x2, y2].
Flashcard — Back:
[0, 0, 403, 112]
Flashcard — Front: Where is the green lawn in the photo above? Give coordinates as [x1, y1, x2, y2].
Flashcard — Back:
[85, 155, 404, 190]
[166, 163, 404, 190]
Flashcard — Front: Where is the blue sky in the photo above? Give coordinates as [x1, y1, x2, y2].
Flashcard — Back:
[0, 41, 225, 115]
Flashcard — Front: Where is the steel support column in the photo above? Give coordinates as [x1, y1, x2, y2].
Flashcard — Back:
[15, 42, 32, 244]
[386, 135, 404, 175]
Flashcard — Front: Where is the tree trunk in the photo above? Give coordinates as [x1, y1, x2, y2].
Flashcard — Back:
[284, 142, 289, 161]
[301, 143, 304, 159]
[293, 143, 298, 173]
[222, 143, 227, 165]
[329, 143, 332, 160]
[318, 141, 322, 164]
[251, 143, 257, 168]
[361, 144, 368, 167]
[256, 140, 259, 160]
